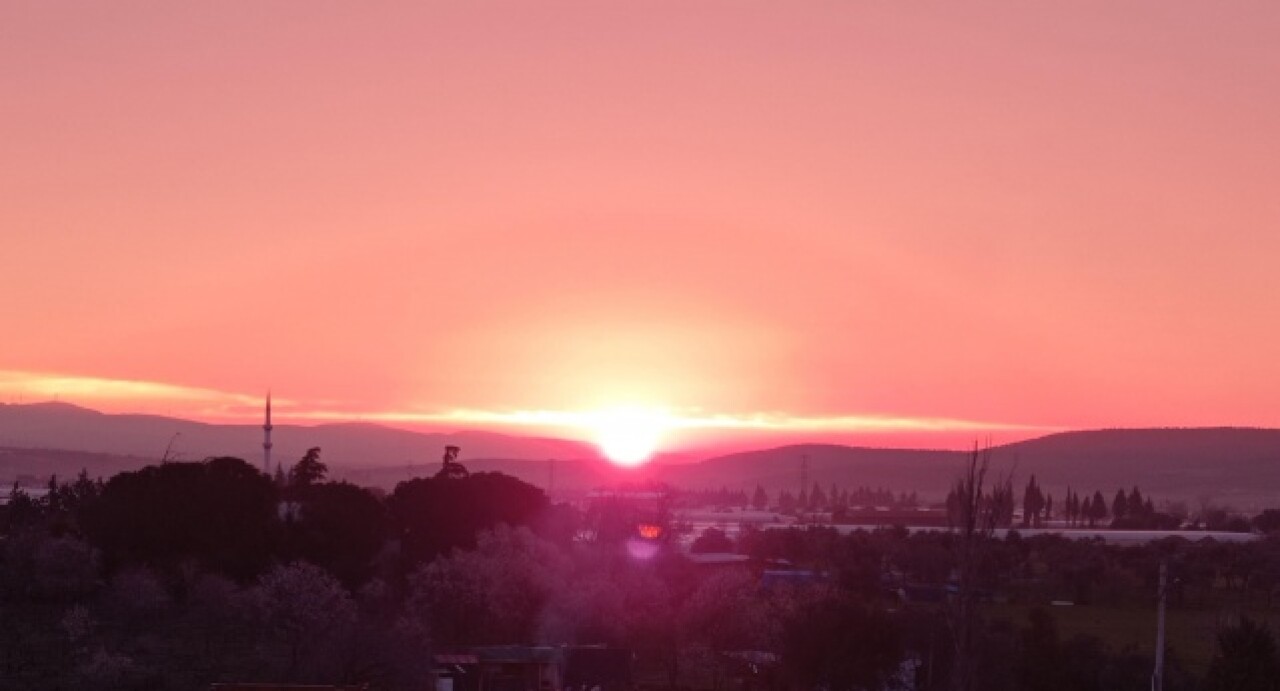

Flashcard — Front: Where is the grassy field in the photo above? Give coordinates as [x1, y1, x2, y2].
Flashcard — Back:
[984, 601, 1280, 675]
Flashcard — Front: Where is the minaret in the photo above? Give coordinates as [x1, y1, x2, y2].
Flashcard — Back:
[263, 392, 273, 474]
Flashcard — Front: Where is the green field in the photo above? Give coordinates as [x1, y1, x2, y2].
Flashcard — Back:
[984, 602, 1280, 675]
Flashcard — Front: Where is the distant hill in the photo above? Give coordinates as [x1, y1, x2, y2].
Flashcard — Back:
[675, 429, 1280, 511]
[3, 403, 1280, 510]
[0, 402, 602, 481]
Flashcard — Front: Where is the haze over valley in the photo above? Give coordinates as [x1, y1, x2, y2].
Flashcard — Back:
[6, 402, 1280, 509]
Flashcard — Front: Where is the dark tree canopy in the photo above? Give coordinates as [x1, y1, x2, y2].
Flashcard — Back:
[289, 447, 328, 488]
[388, 471, 548, 568]
[780, 594, 902, 691]
[752, 484, 768, 510]
[283, 481, 387, 587]
[1205, 618, 1280, 691]
[83, 456, 277, 579]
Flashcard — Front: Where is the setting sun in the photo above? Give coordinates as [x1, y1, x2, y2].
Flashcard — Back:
[591, 408, 669, 467]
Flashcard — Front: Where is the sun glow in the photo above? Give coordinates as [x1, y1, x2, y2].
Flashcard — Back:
[591, 407, 669, 467]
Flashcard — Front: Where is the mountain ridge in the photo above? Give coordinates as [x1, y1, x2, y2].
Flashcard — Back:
[3, 403, 1280, 509]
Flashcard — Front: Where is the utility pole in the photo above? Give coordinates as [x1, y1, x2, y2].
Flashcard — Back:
[1152, 559, 1167, 691]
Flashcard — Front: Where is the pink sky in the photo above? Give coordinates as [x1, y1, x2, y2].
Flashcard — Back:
[3, 3, 1279, 450]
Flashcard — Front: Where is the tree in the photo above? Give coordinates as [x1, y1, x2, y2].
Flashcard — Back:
[988, 473, 1016, 528]
[388, 471, 548, 568]
[1022, 476, 1045, 528]
[810, 483, 828, 510]
[289, 447, 328, 488]
[283, 482, 387, 587]
[3, 481, 40, 529]
[106, 567, 171, 629]
[403, 526, 567, 645]
[435, 444, 469, 480]
[1205, 618, 1280, 691]
[683, 568, 768, 653]
[31, 535, 100, 601]
[1128, 487, 1146, 517]
[780, 595, 902, 691]
[1090, 491, 1109, 527]
[948, 443, 1001, 691]
[1112, 489, 1128, 523]
[251, 561, 357, 680]
[752, 485, 768, 510]
[83, 457, 278, 579]
[778, 491, 797, 514]
[1254, 510, 1280, 534]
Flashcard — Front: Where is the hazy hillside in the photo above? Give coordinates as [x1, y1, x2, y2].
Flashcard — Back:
[662, 443, 962, 495]
[0, 446, 153, 486]
[5, 403, 1280, 510]
[679, 429, 1280, 511]
[0, 402, 600, 471]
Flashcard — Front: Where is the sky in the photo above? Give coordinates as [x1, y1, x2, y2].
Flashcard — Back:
[3, 2, 1279, 452]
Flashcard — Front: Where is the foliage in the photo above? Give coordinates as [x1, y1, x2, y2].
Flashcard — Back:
[404, 525, 568, 644]
[250, 561, 357, 680]
[29, 535, 101, 601]
[10, 451, 1280, 689]
[388, 471, 548, 568]
[82, 456, 277, 579]
[1205, 617, 1280, 691]
[779, 594, 902, 691]
[283, 481, 387, 587]
[289, 447, 328, 488]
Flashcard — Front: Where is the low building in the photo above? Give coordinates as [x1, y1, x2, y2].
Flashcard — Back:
[434, 646, 631, 691]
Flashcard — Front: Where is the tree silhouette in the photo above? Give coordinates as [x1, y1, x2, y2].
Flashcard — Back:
[289, 447, 328, 488]
[1112, 489, 1128, 522]
[1090, 491, 1109, 527]
[752, 485, 768, 510]
[948, 443, 1001, 691]
[1022, 476, 1045, 528]
[251, 561, 356, 679]
[83, 456, 277, 579]
[388, 471, 548, 568]
[283, 481, 387, 587]
[1205, 617, 1280, 691]
[781, 594, 901, 691]
[434, 445, 469, 480]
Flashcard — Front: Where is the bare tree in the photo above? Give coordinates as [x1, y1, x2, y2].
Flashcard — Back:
[947, 442, 1007, 691]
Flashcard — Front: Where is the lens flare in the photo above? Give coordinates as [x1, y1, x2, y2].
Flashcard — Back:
[626, 537, 661, 560]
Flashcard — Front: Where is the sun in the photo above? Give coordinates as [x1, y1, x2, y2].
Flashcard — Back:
[592, 407, 669, 467]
